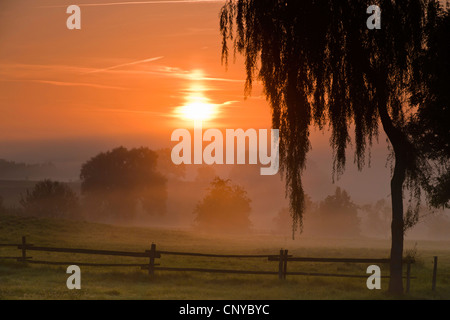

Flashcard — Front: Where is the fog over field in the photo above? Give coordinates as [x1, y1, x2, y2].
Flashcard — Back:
[1, 130, 449, 241]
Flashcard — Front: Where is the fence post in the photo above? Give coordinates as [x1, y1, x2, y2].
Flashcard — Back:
[278, 249, 284, 280]
[283, 249, 288, 280]
[406, 260, 411, 293]
[21, 236, 27, 263]
[149, 243, 156, 276]
[432, 256, 438, 291]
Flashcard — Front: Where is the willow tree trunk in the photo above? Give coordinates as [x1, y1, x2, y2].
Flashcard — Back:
[376, 78, 407, 294]
[389, 151, 406, 294]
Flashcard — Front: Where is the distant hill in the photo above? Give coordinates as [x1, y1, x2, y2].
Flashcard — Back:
[0, 159, 57, 181]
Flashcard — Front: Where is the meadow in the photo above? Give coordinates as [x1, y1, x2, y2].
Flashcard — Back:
[0, 214, 449, 300]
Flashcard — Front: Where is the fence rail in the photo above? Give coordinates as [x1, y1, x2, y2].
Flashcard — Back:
[269, 256, 392, 263]
[0, 236, 419, 292]
[158, 250, 285, 259]
[18, 245, 155, 258]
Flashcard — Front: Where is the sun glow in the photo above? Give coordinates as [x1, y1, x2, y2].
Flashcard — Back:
[176, 70, 218, 121]
[179, 96, 216, 121]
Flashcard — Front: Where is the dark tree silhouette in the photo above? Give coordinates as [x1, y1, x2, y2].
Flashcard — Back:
[194, 177, 251, 233]
[80, 147, 167, 222]
[410, 6, 450, 208]
[20, 180, 79, 218]
[220, 0, 448, 293]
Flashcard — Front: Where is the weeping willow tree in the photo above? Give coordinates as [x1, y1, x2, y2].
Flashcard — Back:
[220, 0, 448, 294]
[410, 4, 450, 209]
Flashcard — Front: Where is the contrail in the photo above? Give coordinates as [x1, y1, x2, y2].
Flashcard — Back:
[30, 79, 128, 90]
[0, 79, 129, 90]
[85, 56, 164, 74]
[40, 0, 224, 8]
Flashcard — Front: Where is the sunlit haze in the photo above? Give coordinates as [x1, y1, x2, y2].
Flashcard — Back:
[1, 0, 447, 238]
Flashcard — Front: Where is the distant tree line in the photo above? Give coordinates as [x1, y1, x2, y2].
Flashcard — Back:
[273, 187, 360, 238]
[2, 146, 448, 239]
[0, 147, 170, 223]
[272, 187, 450, 240]
[0, 159, 56, 180]
[0, 146, 252, 231]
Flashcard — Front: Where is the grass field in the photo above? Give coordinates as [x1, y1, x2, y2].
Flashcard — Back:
[0, 213, 449, 300]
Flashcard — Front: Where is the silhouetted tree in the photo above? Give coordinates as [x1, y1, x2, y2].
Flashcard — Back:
[220, 0, 448, 293]
[20, 180, 79, 218]
[410, 6, 450, 208]
[312, 187, 360, 238]
[80, 147, 167, 222]
[194, 177, 251, 233]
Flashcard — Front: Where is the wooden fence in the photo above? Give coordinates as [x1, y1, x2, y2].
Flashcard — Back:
[0, 236, 419, 292]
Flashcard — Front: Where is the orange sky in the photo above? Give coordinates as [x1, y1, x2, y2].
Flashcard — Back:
[0, 0, 271, 144]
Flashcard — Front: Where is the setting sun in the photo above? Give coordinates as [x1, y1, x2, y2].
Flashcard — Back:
[175, 71, 218, 121]
[177, 95, 217, 121]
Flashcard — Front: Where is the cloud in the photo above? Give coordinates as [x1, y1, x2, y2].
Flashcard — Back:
[0, 57, 244, 96]
[91, 107, 172, 116]
[0, 63, 93, 76]
[0, 61, 243, 83]
[82, 63, 244, 84]
[30, 80, 129, 90]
